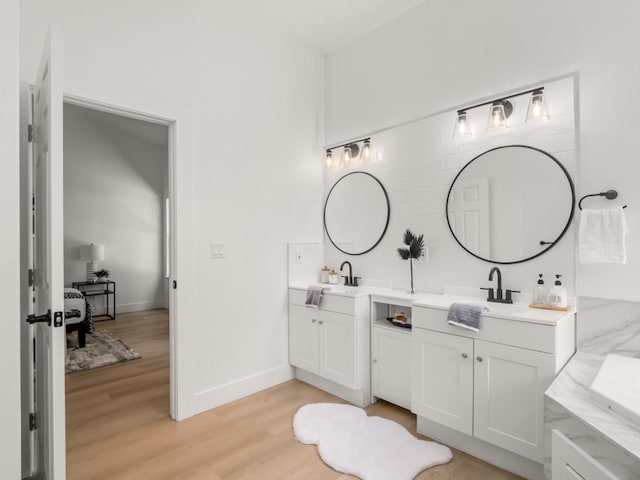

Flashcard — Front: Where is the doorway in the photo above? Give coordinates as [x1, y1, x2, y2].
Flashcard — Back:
[62, 100, 173, 474]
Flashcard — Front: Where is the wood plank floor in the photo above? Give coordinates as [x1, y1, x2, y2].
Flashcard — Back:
[66, 309, 523, 480]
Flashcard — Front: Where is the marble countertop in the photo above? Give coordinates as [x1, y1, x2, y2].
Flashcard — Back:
[288, 284, 575, 325]
[546, 351, 640, 463]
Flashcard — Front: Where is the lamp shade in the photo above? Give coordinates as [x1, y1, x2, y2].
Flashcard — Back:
[80, 244, 105, 262]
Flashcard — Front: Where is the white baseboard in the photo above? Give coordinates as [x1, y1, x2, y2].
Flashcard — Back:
[91, 300, 165, 316]
[416, 416, 544, 480]
[295, 368, 371, 408]
[190, 364, 295, 416]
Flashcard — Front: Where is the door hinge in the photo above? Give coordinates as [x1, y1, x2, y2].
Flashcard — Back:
[29, 413, 37, 431]
[28, 269, 34, 287]
[173, 280, 177, 289]
[28, 124, 34, 143]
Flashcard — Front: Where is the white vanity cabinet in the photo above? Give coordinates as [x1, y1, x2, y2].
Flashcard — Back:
[288, 288, 370, 406]
[370, 295, 413, 409]
[412, 304, 575, 464]
[372, 325, 412, 409]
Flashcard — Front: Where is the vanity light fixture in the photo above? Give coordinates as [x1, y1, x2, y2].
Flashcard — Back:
[323, 137, 372, 169]
[525, 89, 550, 122]
[454, 86, 548, 136]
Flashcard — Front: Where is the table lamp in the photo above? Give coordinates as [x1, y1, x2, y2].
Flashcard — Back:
[80, 243, 105, 283]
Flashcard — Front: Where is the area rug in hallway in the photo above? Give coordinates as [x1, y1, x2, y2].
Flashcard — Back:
[294, 403, 452, 480]
[66, 330, 141, 374]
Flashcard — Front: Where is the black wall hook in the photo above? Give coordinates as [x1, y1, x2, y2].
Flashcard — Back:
[578, 190, 628, 210]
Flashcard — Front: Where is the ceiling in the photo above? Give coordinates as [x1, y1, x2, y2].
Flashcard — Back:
[249, 0, 425, 55]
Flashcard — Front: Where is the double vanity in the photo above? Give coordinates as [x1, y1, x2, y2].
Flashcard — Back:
[288, 284, 576, 479]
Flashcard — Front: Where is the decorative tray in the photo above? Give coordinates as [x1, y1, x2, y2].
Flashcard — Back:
[385, 317, 412, 329]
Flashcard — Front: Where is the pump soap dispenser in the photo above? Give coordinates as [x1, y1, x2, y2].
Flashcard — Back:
[549, 274, 568, 308]
[533, 274, 547, 306]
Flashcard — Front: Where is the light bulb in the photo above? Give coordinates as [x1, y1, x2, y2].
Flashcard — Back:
[325, 150, 333, 168]
[342, 146, 352, 166]
[361, 140, 371, 163]
[453, 111, 472, 137]
[526, 90, 549, 122]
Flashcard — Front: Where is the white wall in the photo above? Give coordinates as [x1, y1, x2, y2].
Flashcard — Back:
[0, 0, 22, 477]
[20, 1, 324, 418]
[325, 0, 640, 301]
[64, 104, 168, 314]
[324, 77, 576, 298]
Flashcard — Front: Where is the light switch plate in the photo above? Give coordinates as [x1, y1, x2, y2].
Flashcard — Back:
[210, 243, 226, 259]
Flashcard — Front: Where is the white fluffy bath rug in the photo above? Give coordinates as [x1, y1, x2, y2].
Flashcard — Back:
[293, 403, 452, 480]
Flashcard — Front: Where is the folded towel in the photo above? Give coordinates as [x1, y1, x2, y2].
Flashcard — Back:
[447, 302, 484, 332]
[579, 207, 628, 264]
[305, 286, 325, 308]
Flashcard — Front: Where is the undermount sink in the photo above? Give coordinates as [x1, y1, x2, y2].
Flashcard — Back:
[588, 354, 640, 429]
[483, 302, 530, 317]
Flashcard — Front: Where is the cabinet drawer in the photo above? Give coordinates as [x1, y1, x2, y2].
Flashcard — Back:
[288, 288, 355, 315]
[413, 306, 557, 353]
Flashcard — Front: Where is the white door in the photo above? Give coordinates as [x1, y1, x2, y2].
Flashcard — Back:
[288, 305, 319, 374]
[28, 29, 66, 480]
[411, 329, 473, 435]
[474, 340, 555, 462]
[372, 327, 411, 409]
[318, 310, 356, 389]
[447, 177, 490, 257]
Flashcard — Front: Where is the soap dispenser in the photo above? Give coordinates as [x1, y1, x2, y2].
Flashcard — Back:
[548, 274, 568, 308]
[533, 274, 547, 305]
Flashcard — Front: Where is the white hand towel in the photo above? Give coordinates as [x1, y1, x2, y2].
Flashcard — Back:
[579, 207, 628, 264]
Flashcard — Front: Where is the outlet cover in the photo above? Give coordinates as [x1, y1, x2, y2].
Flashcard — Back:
[210, 243, 226, 259]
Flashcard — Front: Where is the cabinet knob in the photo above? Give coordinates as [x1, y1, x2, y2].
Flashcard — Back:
[461, 353, 468, 359]
[319, 320, 324, 325]
[311, 318, 317, 323]
[476, 356, 483, 362]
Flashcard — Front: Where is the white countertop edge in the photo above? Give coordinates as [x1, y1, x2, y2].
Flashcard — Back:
[288, 284, 575, 325]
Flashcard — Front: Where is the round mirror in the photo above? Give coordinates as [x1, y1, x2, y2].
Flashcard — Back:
[446, 145, 575, 264]
[324, 172, 390, 255]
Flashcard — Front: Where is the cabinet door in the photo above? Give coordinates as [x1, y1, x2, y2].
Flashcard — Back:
[289, 304, 319, 374]
[552, 430, 617, 480]
[474, 339, 555, 462]
[372, 327, 412, 409]
[412, 329, 474, 435]
[318, 310, 356, 389]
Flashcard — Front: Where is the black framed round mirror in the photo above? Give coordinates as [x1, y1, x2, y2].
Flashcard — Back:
[324, 171, 390, 256]
[446, 145, 575, 264]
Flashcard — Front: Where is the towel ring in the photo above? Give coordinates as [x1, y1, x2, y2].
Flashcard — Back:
[578, 190, 628, 210]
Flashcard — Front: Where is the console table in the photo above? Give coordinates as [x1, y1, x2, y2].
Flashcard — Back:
[72, 280, 116, 320]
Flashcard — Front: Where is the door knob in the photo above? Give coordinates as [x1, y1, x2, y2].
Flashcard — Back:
[476, 356, 483, 362]
[311, 318, 317, 323]
[319, 320, 324, 325]
[461, 353, 468, 359]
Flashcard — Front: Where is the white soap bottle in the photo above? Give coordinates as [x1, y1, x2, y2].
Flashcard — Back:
[533, 274, 547, 305]
[548, 274, 568, 308]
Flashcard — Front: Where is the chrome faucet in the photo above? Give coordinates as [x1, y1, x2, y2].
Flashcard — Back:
[340, 261, 360, 287]
[482, 266, 520, 304]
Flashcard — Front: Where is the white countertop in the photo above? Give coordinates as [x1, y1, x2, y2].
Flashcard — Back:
[288, 284, 575, 326]
[546, 351, 640, 463]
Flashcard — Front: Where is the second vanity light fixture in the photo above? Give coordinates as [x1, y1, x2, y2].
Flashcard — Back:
[453, 87, 549, 137]
[325, 137, 371, 169]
